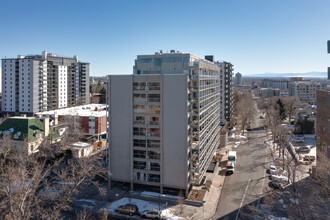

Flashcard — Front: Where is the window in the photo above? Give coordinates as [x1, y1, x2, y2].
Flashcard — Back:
[133, 161, 146, 170]
[148, 151, 160, 160]
[133, 150, 146, 158]
[133, 139, 146, 147]
[150, 162, 160, 171]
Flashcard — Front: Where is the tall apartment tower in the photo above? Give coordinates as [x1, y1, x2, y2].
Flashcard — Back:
[108, 51, 221, 195]
[289, 80, 327, 104]
[234, 72, 242, 86]
[1, 51, 89, 115]
[216, 61, 234, 126]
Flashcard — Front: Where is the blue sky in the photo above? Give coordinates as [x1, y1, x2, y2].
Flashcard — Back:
[0, 0, 329, 76]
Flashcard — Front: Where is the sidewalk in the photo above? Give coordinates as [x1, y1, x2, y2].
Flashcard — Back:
[192, 143, 233, 220]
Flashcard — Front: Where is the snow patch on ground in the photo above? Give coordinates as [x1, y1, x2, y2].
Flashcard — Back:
[289, 198, 299, 204]
[76, 199, 97, 206]
[106, 197, 185, 219]
[140, 191, 183, 200]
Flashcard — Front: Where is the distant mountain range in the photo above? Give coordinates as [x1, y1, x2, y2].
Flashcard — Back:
[245, 71, 328, 78]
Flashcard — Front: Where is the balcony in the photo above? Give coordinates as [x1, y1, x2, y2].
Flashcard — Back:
[133, 86, 146, 91]
[190, 98, 198, 103]
[190, 119, 199, 127]
[190, 130, 199, 138]
[148, 132, 160, 137]
[149, 121, 160, 126]
[190, 141, 199, 150]
[189, 162, 199, 173]
[148, 98, 160, 103]
[189, 152, 199, 162]
[191, 108, 198, 115]
[133, 120, 146, 125]
[148, 86, 160, 91]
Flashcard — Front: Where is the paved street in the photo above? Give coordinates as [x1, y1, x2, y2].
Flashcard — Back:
[213, 103, 272, 220]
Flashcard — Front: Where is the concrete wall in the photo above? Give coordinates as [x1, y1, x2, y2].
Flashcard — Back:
[109, 75, 132, 182]
[162, 75, 189, 189]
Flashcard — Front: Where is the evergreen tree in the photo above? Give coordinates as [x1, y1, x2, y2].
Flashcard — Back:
[276, 99, 286, 121]
[99, 87, 106, 104]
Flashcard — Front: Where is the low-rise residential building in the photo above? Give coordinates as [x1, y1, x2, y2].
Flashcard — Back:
[259, 88, 280, 98]
[108, 51, 221, 196]
[261, 79, 289, 89]
[36, 104, 106, 138]
[0, 116, 60, 154]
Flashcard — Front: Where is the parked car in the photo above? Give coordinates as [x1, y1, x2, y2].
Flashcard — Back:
[141, 209, 163, 219]
[271, 181, 282, 189]
[293, 134, 304, 143]
[295, 145, 311, 153]
[271, 175, 290, 184]
[269, 165, 277, 175]
[303, 155, 316, 161]
[247, 123, 252, 131]
[226, 162, 235, 174]
[259, 115, 265, 119]
[116, 203, 139, 216]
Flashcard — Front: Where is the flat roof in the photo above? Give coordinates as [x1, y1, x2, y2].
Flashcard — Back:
[36, 104, 107, 117]
[71, 142, 93, 148]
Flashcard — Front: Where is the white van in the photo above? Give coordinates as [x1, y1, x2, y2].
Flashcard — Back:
[228, 151, 237, 164]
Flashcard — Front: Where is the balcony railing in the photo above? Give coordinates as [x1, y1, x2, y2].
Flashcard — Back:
[149, 121, 159, 125]
[133, 120, 146, 125]
[148, 98, 160, 102]
[148, 86, 160, 91]
[133, 86, 146, 91]
[190, 141, 199, 150]
[189, 153, 199, 162]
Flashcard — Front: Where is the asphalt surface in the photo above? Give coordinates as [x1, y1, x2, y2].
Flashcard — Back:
[213, 102, 272, 220]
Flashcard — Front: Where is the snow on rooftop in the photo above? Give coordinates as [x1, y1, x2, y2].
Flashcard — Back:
[36, 104, 107, 117]
[71, 142, 92, 148]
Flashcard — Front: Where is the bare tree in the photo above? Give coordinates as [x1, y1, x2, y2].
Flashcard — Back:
[236, 91, 255, 134]
[177, 189, 184, 214]
[283, 96, 300, 123]
[0, 132, 108, 220]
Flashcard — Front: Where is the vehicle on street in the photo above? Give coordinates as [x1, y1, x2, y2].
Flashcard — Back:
[116, 203, 139, 216]
[295, 145, 311, 153]
[141, 209, 162, 219]
[226, 162, 235, 174]
[303, 155, 316, 161]
[259, 115, 265, 119]
[293, 134, 304, 143]
[271, 175, 290, 184]
[269, 165, 277, 175]
[228, 151, 237, 164]
[247, 123, 252, 131]
[270, 181, 282, 189]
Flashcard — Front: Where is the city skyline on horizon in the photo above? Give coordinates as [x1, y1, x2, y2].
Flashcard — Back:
[0, 0, 329, 76]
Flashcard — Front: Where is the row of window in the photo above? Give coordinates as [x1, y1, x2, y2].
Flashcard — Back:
[133, 161, 160, 171]
[133, 150, 160, 160]
[133, 139, 160, 148]
[134, 172, 160, 183]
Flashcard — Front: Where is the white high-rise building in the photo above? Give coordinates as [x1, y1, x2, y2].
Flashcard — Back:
[1, 51, 90, 115]
[107, 51, 221, 195]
